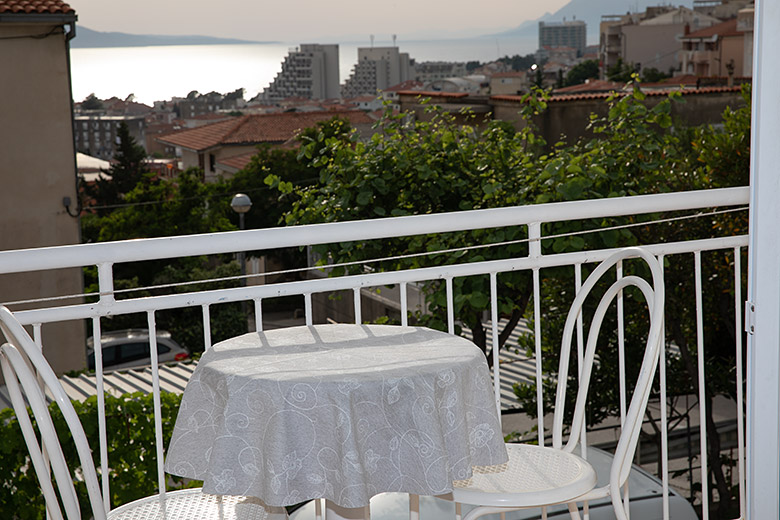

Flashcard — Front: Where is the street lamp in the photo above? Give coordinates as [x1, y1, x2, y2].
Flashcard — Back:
[230, 193, 252, 284]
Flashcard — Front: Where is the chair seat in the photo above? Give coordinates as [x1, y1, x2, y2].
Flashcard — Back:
[452, 444, 597, 508]
[108, 488, 288, 520]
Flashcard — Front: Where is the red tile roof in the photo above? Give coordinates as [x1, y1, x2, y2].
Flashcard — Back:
[157, 110, 374, 151]
[0, 0, 74, 13]
[216, 152, 256, 172]
[492, 85, 742, 103]
[683, 18, 740, 39]
[553, 80, 624, 94]
[396, 91, 469, 99]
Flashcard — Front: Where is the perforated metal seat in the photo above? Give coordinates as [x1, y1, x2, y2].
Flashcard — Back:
[453, 444, 596, 508]
[108, 489, 287, 520]
[451, 248, 665, 520]
[0, 305, 288, 520]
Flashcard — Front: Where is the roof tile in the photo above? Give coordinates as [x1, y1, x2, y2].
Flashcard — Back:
[158, 110, 374, 151]
[0, 0, 74, 14]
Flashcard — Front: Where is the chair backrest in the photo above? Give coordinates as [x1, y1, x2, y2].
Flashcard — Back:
[0, 306, 106, 520]
[549, 248, 665, 498]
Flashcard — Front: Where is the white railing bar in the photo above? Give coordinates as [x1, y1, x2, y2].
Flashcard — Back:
[91, 316, 109, 512]
[446, 278, 455, 335]
[353, 288, 362, 325]
[658, 255, 670, 520]
[146, 311, 166, 500]
[533, 267, 544, 447]
[202, 305, 212, 350]
[10, 206, 749, 309]
[0, 188, 749, 275]
[734, 247, 746, 519]
[617, 261, 627, 429]
[96, 263, 115, 305]
[489, 272, 501, 422]
[12, 235, 750, 326]
[400, 282, 408, 327]
[304, 294, 313, 327]
[254, 299, 263, 332]
[575, 264, 586, 459]
[694, 251, 709, 519]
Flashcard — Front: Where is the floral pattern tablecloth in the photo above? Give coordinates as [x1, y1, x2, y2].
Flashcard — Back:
[165, 324, 507, 508]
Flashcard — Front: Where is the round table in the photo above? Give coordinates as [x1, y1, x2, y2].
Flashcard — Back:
[165, 324, 507, 510]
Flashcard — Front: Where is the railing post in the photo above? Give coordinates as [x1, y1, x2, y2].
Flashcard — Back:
[96, 263, 115, 305]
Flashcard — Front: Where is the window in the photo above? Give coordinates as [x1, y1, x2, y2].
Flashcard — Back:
[209, 153, 216, 172]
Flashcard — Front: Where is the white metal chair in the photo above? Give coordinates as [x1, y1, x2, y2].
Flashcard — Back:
[0, 306, 288, 520]
[452, 247, 665, 520]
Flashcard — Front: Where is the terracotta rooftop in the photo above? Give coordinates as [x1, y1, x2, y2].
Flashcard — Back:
[0, 0, 74, 13]
[216, 152, 256, 173]
[554, 80, 625, 94]
[493, 85, 743, 103]
[384, 80, 424, 92]
[683, 18, 741, 39]
[157, 110, 374, 151]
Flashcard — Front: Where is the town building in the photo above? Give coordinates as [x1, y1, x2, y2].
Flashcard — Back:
[599, 6, 722, 78]
[157, 110, 376, 181]
[680, 16, 753, 78]
[490, 71, 530, 96]
[261, 44, 340, 102]
[73, 115, 146, 160]
[414, 61, 468, 84]
[0, 0, 85, 374]
[538, 20, 587, 56]
[341, 47, 415, 98]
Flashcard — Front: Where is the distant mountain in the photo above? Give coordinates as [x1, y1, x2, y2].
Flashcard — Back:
[71, 26, 272, 48]
[493, 0, 694, 43]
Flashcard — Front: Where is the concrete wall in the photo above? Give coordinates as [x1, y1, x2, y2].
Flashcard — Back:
[493, 89, 746, 145]
[622, 23, 684, 74]
[0, 20, 85, 374]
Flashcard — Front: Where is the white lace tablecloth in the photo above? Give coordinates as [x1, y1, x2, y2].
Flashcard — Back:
[165, 324, 507, 508]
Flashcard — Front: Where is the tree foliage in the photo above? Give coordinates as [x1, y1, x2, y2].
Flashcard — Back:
[83, 122, 148, 213]
[0, 392, 193, 519]
[564, 60, 599, 87]
[276, 84, 750, 516]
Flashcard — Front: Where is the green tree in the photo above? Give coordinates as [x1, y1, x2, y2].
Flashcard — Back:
[83, 122, 148, 213]
[80, 93, 103, 110]
[564, 60, 599, 87]
[607, 58, 635, 83]
[641, 67, 670, 83]
[277, 84, 750, 516]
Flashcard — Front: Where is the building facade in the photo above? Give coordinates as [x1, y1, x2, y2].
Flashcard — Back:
[73, 115, 146, 160]
[341, 47, 415, 98]
[539, 20, 587, 56]
[262, 44, 340, 102]
[0, 0, 85, 374]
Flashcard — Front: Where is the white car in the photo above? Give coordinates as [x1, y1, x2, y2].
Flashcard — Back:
[290, 446, 697, 520]
[86, 329, 189, 371]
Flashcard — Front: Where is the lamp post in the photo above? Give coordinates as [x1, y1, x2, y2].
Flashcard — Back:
[230, 193, 252, 285]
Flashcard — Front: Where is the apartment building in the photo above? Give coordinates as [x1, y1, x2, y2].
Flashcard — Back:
[680, 7, 754, 78]
[538, 20, 587, 56]
[599, 6, 721, 78]
[341, 47, 415, 98]
[262, 44, 340, 102]
[73, 115, 146, 160]
[415, 61, 468, 84]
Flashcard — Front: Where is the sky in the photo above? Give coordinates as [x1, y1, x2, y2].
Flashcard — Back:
[65, 0, 571, 42]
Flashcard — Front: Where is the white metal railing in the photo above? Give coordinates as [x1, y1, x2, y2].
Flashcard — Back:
[0, 186, 750, 519]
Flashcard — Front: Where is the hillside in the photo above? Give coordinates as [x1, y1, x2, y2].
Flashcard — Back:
[71, 26, 270, 48]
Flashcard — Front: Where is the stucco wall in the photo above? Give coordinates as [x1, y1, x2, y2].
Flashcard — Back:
[0, 21, 85, 374]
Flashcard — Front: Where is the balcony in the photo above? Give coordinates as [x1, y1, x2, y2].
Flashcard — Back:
[0, 187, 753, 519]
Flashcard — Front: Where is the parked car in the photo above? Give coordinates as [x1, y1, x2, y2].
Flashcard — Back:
[290, 446, 698, 520]
[86, 329, 189, 371]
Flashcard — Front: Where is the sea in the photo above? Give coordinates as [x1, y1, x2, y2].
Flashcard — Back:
[69, 37, 537, 105]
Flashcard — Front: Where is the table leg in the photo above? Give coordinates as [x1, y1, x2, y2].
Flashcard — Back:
[325, 500, 370, 520]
